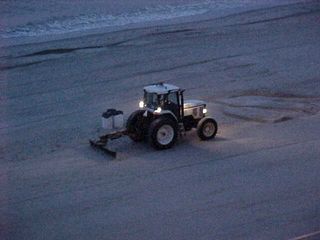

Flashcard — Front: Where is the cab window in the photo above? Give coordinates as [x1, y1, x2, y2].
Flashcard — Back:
[167, 92, 178, 105]
[144, 92, 158, 109]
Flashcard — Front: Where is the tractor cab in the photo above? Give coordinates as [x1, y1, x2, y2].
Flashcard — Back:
[141, 83, 184, 121]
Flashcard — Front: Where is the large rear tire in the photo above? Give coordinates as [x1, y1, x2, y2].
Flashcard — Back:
[126, 110, 145, 142]
[149, 117, 178, 150]
[197, 117, 218, 140]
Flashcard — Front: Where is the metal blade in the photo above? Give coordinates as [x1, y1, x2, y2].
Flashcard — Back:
[89, 139, 117, 158]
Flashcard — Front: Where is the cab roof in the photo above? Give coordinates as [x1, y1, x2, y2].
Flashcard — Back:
[144, 83, 180, 94]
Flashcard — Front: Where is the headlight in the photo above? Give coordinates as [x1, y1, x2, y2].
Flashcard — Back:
[203, 108, 207, 114]
[155, 107, 162, 113]
[139, 101, 144, 108]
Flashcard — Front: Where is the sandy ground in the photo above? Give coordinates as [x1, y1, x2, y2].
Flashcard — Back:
[1, 1, 320, 239]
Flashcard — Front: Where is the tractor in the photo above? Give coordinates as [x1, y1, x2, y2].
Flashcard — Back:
[90, 83, 218, 157]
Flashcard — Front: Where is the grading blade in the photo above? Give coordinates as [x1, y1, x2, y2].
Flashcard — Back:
[89, 139, 117, 158]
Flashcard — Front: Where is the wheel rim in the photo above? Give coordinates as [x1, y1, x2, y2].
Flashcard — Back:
[203, 121, 215, 138]
[156, 125, 174, 145]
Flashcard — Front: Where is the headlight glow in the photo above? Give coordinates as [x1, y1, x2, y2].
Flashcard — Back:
[155, 107, 162, 113]
[203, 108, 207, 114]
[139, 101, 144, 108]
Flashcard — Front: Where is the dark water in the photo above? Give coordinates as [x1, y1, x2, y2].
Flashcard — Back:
[0, 0, 303, 41]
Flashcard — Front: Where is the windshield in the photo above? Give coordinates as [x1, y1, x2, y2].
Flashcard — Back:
[144, 92, 159, 109]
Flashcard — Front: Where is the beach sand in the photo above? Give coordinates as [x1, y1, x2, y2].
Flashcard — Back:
[1, 1, 320, 239]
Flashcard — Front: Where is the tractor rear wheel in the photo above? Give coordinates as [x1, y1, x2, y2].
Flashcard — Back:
[197, 117, 218, 140]
[126, 110, 145, 142]
[149, 117, 178, 150]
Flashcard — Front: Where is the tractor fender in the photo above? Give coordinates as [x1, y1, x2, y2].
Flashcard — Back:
[155, 110, 178, 123]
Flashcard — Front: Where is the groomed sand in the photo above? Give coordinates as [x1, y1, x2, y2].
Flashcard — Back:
[1, 1, 320, 239]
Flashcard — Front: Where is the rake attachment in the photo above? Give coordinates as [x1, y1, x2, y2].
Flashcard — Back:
[89, 128, 128, 158]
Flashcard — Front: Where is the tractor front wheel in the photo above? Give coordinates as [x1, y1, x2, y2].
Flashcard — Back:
[149, 118, 178, 150]
[197, 117, 218, 140]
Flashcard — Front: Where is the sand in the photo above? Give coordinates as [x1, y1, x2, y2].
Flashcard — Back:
[1, 1, 320, 239]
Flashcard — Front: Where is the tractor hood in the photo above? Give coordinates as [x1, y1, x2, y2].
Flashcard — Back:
[184, 100, 206, 109]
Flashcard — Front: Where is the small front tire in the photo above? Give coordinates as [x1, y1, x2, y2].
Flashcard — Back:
[197, 117, 218, 140]
[149, 118, 178, 150]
